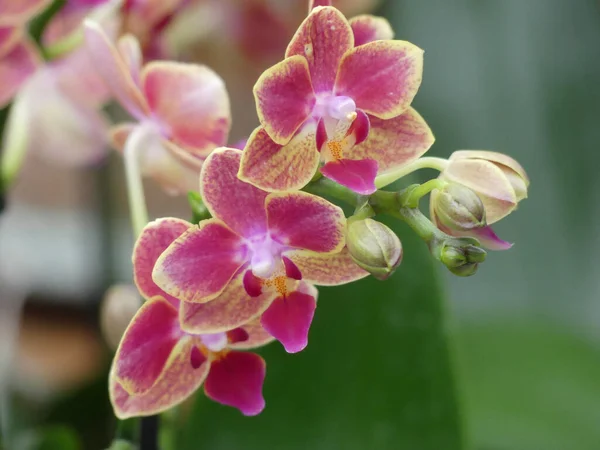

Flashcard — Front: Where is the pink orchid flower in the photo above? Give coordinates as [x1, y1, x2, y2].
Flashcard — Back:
[111, 217, 276, 418]
[84, 20, 231, 194]
[153, 148, 368, 353]
[239, 5, 433, 195]
[0, 0, 50, 107]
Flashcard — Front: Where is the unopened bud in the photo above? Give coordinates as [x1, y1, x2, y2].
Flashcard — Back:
[431, 183, 485, 232]
[439, 240, 487, 277]
[100, 284, 142, 350]
[346, 219, 402, 280]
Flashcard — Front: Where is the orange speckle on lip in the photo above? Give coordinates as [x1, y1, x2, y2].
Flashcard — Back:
[327, 140, 343, 160]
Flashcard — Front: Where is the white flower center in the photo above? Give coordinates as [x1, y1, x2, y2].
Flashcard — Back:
[200, 332, 228, 352]
[314, 94, 356, 121]
[247, 234, 283, 279]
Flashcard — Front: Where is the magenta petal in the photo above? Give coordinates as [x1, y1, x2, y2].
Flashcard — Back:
[0, 0, 50, 22]
[115, 298, 182, 394]
[282, 256, 302, 280]
[348, 109, 370, 145]
[470, 226, 513, 251]
[0, 25, 19, 56]
[350, 15, 394, 46]
[321, 158, 378, 195]
[286, 6, 353, 93]
[133, 218, 191, 306]
[204, 351, 266, 416]
[260, 291, 316, 353]
[254, 55, 315, 145]
[308, 0, 332, 10]
[201, 148, 268, 238]
[226, 328, 250, 345]
[153, 219, 246, 304]
[0, 40, 39, 108]
[243, 269, 263, 297]
[266, 191, 346, 253]
[316, 118, 327, 151]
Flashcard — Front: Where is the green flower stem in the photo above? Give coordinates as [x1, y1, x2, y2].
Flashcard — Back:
[401, 179, 448, 208]
[124, 127, 149, 237]
[303, 176, 361, 206]
[374, 156, 449, 188]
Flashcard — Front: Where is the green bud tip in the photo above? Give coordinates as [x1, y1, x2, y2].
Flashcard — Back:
[439, 239, 487, 277]
[346, 218, 402, 280]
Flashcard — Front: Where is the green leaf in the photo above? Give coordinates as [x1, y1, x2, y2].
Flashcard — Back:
[177, 220, 467, 450]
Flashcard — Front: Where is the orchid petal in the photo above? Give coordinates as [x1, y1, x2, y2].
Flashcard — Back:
[179, 273, 276, 334]
[349, 15, 394, 46]
[0, 40, 39, 108]
[201, 147, 268, 237]
[0, 25, 19, 56]
[238, 124, 319, 192]
[286, 248, 369, 285]
[266, 191, 346, 253]
[153, 219, 246, 304]
[261, 291, 316, 353]
[83, 20, 149, 118]
[110, 340, 209, 419]
[230, 317, 276, 350]
[204, 351, 266, 416]
[133, 218, 191, 306]
[286, 6, 353, 93]
[469, 226, 513, 251]
[335, 40, 423, 119]
[352, 108, 434, 178]
[0, 0, 51, 23]
[254, 55, 315, 145]
[117, 34, 142, 83]
[442, 159, 518, 224]
[243, 269, 263, 297]
[142, 61, 231, 155]
[450, 150, 530, 187]
[308, 0, 332, 11]
[321, 158, 378, 195]
[113, 298, 184, 394]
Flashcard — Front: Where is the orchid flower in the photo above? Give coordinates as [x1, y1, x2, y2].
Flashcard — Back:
[0, 0, 49, 107]
[238, 5, 433, 195]
[111, 217, 277, 418]
[153, 148, 367, 353]
[84, 20, 231, 195]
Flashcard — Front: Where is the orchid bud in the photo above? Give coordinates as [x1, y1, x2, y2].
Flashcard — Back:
[100, 284, 141, 350]
[431, 183, 486, 232]
[439, 239, 486, 277]
[441, 150, 529, 224]
[346, 219, 402, 280]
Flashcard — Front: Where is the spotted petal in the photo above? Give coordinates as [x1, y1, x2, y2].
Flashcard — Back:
[142, 62, 230, 155]
[0, 40, 39, 108]
[204, 351, 266, 416]
[349, 15, 394, 46]
[179, 274, 276, 334]
[201, 148, 268, 238]
[153, 219, 246, 304]
[133, 218, 191, 307]
[110, 335, 209, 418]
[238, 124, 319, 192]
[83, 20, 149, 119]
[266, 191, 346, 254]
[321, 158, 378, 195]
[254, 55, 315, 145]
[286, 248, 369, 286]
[113, 298, 188, 395]
[335, 40, 423, 119]
[261, 291, 316, 353]
[286, 6, 353, 93]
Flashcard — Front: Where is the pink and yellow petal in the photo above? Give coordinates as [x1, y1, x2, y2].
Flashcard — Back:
[0, 40, 40, 107]
[83, 20, 149, 118]
[201, 147, 268, 237]
[110, 340, 210, 419]
[179, 274, 276, 335]
[0, 0, 51, 23]
[229, 317, 276, 351]
[266, 191, 346, 254]
[142, 61, 231, 154]
[349, 15, 394, 46]
[254, 55, 315, 145]
[133, 218, 191, 306]
[238, 124, 319, 193]
[261, 290, 316, 353]
[286, 248, 369, 286]
[113, 298, 184, 394]
[204, 351, 266, 416]
[153, 219, 247, 304]
[350, 108, 434, 181]
[286, 6, 353, 93]
[0, 25, 20, 56]
[334, 40, 423, 119]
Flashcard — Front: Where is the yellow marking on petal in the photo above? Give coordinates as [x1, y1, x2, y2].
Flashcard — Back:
[209, 348, 230, 362]
[327, 140, 344, 160]
[263, 275, 289, 297]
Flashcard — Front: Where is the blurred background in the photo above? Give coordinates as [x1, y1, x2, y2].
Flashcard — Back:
[1, 0, 599, 449]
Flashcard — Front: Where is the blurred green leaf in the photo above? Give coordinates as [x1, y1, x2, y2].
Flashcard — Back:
[458, 321, 600, 450]
[177, 220, 467, 450]
[12, 425, 80, 450]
